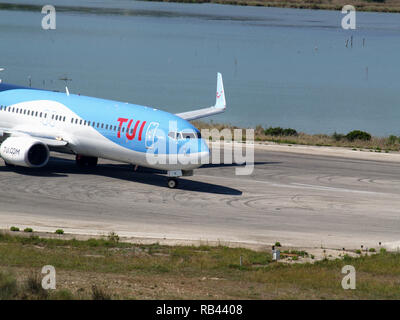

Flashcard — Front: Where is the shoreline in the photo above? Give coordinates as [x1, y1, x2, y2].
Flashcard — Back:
[142, 0, 400, 13]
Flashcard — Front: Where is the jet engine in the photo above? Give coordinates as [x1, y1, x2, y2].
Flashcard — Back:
[0, 137, 50, 168]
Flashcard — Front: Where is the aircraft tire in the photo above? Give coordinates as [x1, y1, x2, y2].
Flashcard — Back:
[167, 178, 178, 189]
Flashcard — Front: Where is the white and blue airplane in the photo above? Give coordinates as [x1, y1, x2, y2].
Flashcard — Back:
[0, 72, 226, 188]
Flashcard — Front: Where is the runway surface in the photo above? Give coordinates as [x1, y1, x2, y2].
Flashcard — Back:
[0, 148, 400, 250]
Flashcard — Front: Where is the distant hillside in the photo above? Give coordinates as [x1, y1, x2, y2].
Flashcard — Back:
[144, 0, 400, 13]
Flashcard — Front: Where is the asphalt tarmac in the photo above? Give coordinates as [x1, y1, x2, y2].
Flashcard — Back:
[0, 148, 399, 250]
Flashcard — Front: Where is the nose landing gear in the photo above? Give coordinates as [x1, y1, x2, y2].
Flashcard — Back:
[166, 170, 183, 188]
[167, 178, 178, 189]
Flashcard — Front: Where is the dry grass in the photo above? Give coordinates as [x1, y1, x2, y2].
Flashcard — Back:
[192, 121, 400, 152]
[0, 233, 400, 299]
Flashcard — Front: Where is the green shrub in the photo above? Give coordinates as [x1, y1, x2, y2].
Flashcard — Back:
[23, 228, 33, 233]
[283, 128, 298, 136]
[274, 241, 281, 247]
[355, 249, 361, 254]
[107, 232, 119, 243]
[387, 135, 398, 145]
[369, 248, 376, 252]
[265, 127, 298, 136]
[55, 229, 64, 235]
[10, 226, 19, 232]
[346, 130, 371, 142]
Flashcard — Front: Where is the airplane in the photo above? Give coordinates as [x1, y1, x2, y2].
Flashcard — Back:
[0, 72, 226, 188]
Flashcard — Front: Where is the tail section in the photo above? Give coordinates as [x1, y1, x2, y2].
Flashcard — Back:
[215, 72, 226, 109]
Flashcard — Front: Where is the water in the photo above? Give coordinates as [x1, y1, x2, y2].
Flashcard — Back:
[0, 0, 399, 135]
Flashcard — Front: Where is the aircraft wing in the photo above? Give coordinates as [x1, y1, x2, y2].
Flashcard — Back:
[0, 127, 68, 147]
[176, 73, 227, 121]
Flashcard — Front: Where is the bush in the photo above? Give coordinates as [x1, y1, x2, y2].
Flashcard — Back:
[387, 135, 398, 145]
[23, 228, 33, 233]
[265, 127, 298, 136]
[25, 273, 48, 299]
[346, 130, 371, 142]
[10, 226, 19, 232]
[274, 241, 281, 247]
[107, 232, 119, 243]
[55, 229, 64, 235]
[283, 128, 298, 136]
[332, 132, 345, 141]
[369, 248, 376, 252]
[91, 285, 111, 300]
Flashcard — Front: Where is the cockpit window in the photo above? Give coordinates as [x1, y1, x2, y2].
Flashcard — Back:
[168, 131, 201, 140]
[181, 132, 196, 139]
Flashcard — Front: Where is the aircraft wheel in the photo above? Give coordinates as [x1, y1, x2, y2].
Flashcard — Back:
[167, 178, 178, 189]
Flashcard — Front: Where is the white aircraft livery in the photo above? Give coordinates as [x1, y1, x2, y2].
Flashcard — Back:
[0, 73, 227, 188]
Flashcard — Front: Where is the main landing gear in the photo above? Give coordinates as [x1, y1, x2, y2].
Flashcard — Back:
[76, 155, 98, 168]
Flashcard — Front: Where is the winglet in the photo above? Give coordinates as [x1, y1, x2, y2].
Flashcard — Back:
[215, 72, 226, 109]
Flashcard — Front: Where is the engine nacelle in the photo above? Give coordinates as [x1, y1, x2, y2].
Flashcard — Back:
[0, 137, 49, 168]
